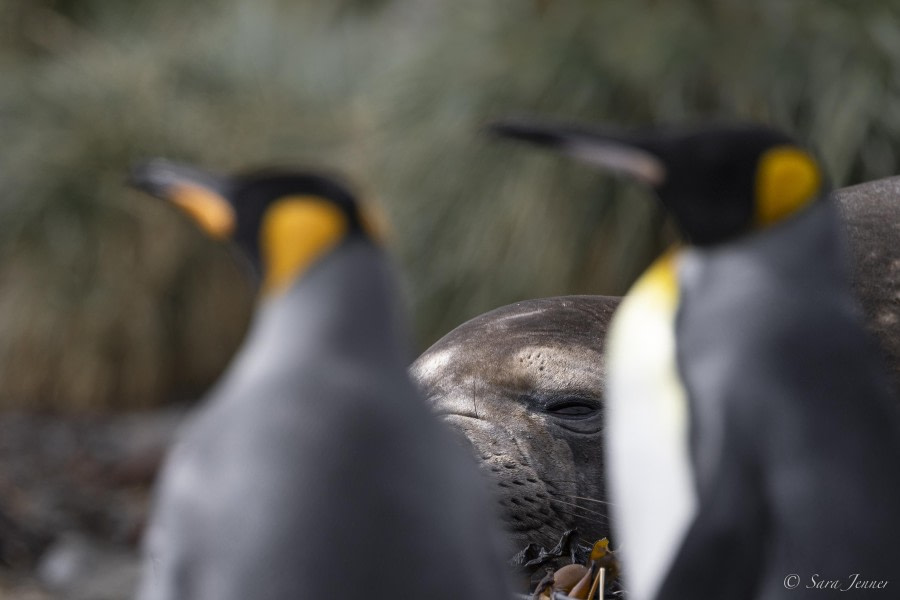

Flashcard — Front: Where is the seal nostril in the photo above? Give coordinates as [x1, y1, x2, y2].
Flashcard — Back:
[512, 479, 525, 486]
[498, 482, 510, 488]
[526, 477, 538, 483]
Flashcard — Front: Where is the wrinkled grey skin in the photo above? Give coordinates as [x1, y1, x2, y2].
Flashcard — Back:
[410, 177, 900, 555]
[836, 177, 900, 392]
[410, 295, 619, 552]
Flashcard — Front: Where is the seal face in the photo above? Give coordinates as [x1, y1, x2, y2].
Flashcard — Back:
[410, 295, 619, 552]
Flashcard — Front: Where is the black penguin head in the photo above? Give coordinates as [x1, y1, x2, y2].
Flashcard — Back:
[488, 119, 824, 246]
[130, 160, 384, 295]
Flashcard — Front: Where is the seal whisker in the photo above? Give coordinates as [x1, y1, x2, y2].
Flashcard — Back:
[551, 506, 608, 527]
[553, 508, 609, 528]
[545, 488, 617, 508]
[565, 494, 618, 508]
[549, 498, 611, 521]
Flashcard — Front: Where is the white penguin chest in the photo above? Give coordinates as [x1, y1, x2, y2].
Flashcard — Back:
[605, 252, 697, 600]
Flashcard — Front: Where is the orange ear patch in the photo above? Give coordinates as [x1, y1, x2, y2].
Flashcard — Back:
[259, 196, 348, 295]
[755, 146, 822, 226]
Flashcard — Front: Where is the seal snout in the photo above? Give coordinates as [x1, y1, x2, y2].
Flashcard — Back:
[409, 296, 618, 555]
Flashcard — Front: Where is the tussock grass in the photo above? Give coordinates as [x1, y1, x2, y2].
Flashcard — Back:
[1, 0, 898, 410]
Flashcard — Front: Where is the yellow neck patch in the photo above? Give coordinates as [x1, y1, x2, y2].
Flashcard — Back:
[631, 248, 680, 309]
[170, 183, 236, 239]
[259, 196, 348, 295]
[755, 146, 821, 226]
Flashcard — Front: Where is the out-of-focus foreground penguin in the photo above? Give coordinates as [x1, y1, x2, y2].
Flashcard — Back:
[130, 161, 511, 600]
[490, 119, 900, 599]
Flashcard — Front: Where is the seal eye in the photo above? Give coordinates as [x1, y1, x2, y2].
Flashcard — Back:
[545, 399, 601, 419]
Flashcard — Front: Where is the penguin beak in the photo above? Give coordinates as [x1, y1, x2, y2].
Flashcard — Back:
[487, 118, 668, 187]
[129, 160, 237, 240]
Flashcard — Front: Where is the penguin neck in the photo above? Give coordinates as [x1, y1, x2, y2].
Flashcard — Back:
[241, 237, 411, 373]
[685, 198, 845, 281]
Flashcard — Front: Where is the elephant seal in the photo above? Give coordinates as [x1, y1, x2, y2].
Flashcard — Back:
[410, 295, 620, 552]
[836, 176, 900, 392]
[411, 177, 900, 557]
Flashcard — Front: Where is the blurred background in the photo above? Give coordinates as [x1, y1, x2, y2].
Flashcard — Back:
[1, 0, 900, 596]
[3, 0, 900, 411]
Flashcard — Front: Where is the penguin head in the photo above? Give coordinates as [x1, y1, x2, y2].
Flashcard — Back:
[488, 119, 824, 246]
[130, 160, 383, 295]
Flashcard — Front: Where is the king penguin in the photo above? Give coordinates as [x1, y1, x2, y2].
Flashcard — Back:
[129, 161, 511, 600]
[489, 120, 900, 599]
